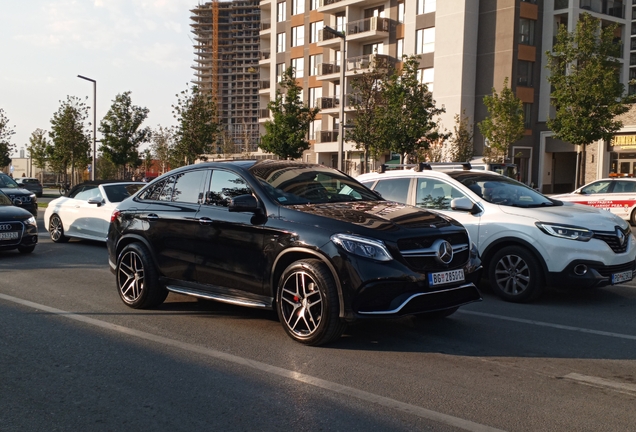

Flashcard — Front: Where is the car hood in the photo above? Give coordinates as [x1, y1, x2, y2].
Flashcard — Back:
[0, 187, 34, 197]
[0, 205, 34, 220]
[286, 201, 461, 232]
[498, 201, 629, 230]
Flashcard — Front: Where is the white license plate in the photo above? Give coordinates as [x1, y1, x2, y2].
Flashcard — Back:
[428, 269, 465, 286]
[611, 270, 633, 285]
[0, 232, 18, 240]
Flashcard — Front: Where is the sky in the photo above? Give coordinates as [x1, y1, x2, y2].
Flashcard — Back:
[1, 0, 202, 157]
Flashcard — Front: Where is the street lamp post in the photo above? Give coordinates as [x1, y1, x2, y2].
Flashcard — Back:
[77, 75, 96, 181]
[323, 25, 346, 172]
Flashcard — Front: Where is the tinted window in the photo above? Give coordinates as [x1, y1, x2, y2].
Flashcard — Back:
[172, 170, 206, 204]
[448, 172, 553, 207]
[138, 179, 167, 201]
[614, 181, 636, 193]
[206, 170, 251, 207]
[159, 176, 176, 201]
[373, 178, 410, 203]
[0, 174, 19, 189]
[103, 184, 144, 203]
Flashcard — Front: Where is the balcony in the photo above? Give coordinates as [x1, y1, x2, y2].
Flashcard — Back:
[316, 62, 342, 81]
[346, 17, 390, 42]
[317, 29, 343, 48]
[579, 0, 624, 19]
[318, 130, 339, 143]
[316, 96, 340, 109]
[259, 108, 271, 119]
[346, 54, 393, 75]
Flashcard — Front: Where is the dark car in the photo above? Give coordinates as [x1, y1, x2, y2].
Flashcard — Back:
[107, 160, 482, 345]
[15, 177, 43, 197]
[0, 173, 38, 217]
[0, 190, 38, 253]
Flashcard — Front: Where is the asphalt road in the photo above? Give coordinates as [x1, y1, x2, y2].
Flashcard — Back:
[1, 211, 635, 431]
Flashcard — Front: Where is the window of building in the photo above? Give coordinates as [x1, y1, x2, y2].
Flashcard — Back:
[335, 12, 346, 33]
[519, 18, 535, 45]
[524, 103, 533, 129]
[310, 0, 319, 10]
[397, 1, 405, 23]
[309, 54, 323, 76]
[292, 0, 305, 15]
[364, 6, 385, 18]
[292, 57, 305, 78]
[363, 42, 383, 55]
[517, 60, 534, 87]
[335, 50, 342, 67]
[397, 38, 404, 59]
[416, 28, 435, 54]
[309, 87, 322, 108]
[276, 63, 286, 82]
[416, 0, 436, 15]
[277, 32, 286, 53]
[417, 68, 434, 92]
[277, 1, 286, 22]
[310, 21, 323, 43]
[292, 25, 304, 47]
[309, 119, 321, 140]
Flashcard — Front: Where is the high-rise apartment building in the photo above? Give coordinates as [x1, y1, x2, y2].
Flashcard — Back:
[191, 0, 261, 153]
[253, 0, 632, 193]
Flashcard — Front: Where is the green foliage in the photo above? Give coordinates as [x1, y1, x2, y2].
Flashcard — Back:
[260, 67, 319, 160]
[345, 56, 392, 173]
[172, 85, 218, 167]
[96, 156, 117, 180]
[99, 91, 151, 177]
[449, 110, 474, 162]
[376, 56, 446, 162]
[0, 108, 16, 168]
[48, 96, 92, 182]
[546, 13, 633, 146]
[26, 129, 49, 172]
[150, 125, 173, 175]
[478, 78, 525, 163]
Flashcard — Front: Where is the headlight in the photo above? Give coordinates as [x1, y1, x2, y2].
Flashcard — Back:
[25, 216, 36, 226]
[331, 234, 393, 261]
[535, 222, 593, 241]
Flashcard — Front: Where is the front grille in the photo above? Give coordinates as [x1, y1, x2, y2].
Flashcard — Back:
[0, 220, 24, 246]
[397, 232, 470, 272]
[594, 261, 636, 278]
[7, 194, 33, 204]
[593, 226, 631, 253]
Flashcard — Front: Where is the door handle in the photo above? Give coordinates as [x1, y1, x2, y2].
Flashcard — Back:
[198, 217, 213, 225]
[143, 214, 159, 221]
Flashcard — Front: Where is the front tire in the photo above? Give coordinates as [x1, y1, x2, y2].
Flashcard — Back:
[488, 246, 543, 303]
[277, 259, 346, 346]
[116, 242, 167, 309]
[630, 208, 636, 226]
[49, 215, 70, 243]
[18, 245, 35, 254]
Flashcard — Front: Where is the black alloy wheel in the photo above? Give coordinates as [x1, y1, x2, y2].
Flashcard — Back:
[117, 243, 167, 309]
[49, 215, 69, 243]
[277, 259, 346, 346]
[488, 246, 543, 303]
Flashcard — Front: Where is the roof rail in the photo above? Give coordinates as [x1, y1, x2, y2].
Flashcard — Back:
[376, 163, 432, 173]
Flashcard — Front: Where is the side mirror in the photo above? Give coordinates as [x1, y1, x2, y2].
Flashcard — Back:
[87, 196, 104, 206]
[229, 194, 260, 213]
[450, 197, 480, 214]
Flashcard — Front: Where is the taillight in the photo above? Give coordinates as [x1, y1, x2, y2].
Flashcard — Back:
[110, 209, 121, 223]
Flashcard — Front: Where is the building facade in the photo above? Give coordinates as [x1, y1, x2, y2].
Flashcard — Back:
[197, 0, 634, 192]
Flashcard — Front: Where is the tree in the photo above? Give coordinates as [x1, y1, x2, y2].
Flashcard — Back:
[150, 125, 173, 175]
[0, 108, 16, 168]
[546, 13, 634, 186]
[48, 96, 91, 185]
[260, 67, 319, 159]
[26, 129, 49, 180]
[377, 55, 446, 163]
[345, 56, 392, 173]
[218, 129, 237, 159]
[172, 85, 218, 167]
[478, 77, 525, 163]
[99, 91, 151, 179]
[448, 110, 474, 162]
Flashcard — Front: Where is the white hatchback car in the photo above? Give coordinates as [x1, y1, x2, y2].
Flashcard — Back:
[357, 167, 636, 302]
[44, 181, 145, 243]
[552, 177, 636, 225]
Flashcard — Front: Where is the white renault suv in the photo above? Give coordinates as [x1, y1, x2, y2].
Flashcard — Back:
[357, 166, 636, 303]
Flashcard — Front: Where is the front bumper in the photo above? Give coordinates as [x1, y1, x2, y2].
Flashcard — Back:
[546, 259, 636, 289]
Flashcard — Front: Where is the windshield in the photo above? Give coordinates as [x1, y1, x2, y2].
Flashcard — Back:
[447, 172, 556, 207]
[251, 162, 380, 205]
[0, 191, 11, 206]
[103, 183, 145, 203]
[0, 174, 19, 189]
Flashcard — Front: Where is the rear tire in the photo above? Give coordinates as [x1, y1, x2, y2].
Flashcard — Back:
[488, 246, 543, 303]
[49, 215, 70, 243]
[276, 259, 346, 346]
[116, 242, 167, 309]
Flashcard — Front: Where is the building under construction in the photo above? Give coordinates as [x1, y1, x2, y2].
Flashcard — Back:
[190, 0, 260, 154]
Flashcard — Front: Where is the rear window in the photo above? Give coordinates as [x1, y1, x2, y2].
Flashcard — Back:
[103, 184, 145, 203]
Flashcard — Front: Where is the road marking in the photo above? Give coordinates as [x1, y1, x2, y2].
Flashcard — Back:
[564, 373, 636, 395]
[0, 293, 505, 432]
[459, 310, 636, 341]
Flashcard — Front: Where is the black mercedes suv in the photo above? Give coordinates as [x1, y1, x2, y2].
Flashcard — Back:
[107, 160, 482, 345]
